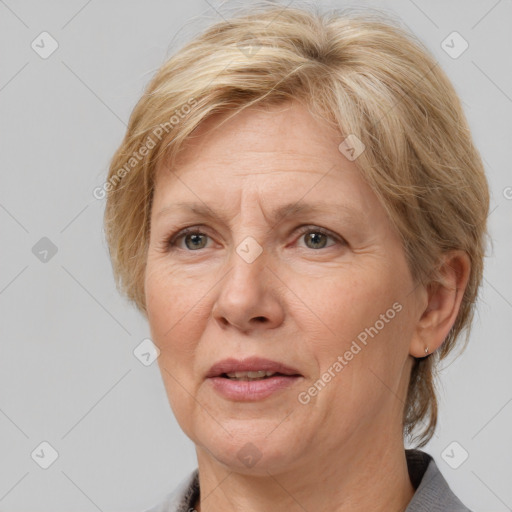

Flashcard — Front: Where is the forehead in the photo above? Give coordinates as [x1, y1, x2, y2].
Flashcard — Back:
[160, 100, 345, 178]
[149, 103, 403, 248]
[151, 100, 385, 226]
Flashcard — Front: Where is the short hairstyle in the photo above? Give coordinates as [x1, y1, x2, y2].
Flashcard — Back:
[103, 2, 489, 446]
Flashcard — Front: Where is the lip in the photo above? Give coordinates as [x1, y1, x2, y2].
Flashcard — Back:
[206, 357, 302, 378]
[206, 357, 303, 402]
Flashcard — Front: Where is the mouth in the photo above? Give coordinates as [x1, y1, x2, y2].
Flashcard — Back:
[206, 357, 302, 379]
[221, 370, 293, 381]
[206, 357, 303, 401]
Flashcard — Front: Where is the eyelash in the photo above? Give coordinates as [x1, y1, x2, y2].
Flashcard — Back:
[164, 225, 345, 251]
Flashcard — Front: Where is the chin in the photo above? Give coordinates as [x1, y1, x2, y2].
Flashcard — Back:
[194, 422, 303, 474]
[207, 444, 296, 476]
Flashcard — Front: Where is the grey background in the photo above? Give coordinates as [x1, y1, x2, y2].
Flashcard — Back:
[0, 0, 511, 510]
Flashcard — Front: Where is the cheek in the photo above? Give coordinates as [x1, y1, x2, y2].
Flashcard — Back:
[145, 262, 207, 433]
[300, 274, 412, 436]
[298, 268, 395, 342]
[145, 262, 206, 365]
[299, 265, 411, 392]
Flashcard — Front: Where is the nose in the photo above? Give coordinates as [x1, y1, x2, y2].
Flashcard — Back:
[211, 243, 285, 334]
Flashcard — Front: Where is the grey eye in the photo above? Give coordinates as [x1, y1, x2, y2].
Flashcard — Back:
[303, 231, 330, 249]
[183, 233, 209, 250]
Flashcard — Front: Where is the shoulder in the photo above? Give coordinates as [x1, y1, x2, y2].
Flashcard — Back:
[143, 469, 199, 512]
[405, 449, 472, 512]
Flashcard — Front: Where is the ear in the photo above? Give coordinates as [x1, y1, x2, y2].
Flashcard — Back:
[409, 250, 471, 358]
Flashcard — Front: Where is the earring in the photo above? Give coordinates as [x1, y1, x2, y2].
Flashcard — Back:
[424, 347, 429, 355]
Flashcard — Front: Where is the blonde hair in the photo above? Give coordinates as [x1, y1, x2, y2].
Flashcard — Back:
[103, 2, 489, 446]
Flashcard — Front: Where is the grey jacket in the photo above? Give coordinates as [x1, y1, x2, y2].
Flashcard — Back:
[145, 449, 471, 511]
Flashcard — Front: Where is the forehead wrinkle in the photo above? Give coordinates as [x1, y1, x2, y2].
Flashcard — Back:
[156, 200, 362, 227]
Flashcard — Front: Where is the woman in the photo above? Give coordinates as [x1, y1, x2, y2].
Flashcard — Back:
[104, 3, 489, 511]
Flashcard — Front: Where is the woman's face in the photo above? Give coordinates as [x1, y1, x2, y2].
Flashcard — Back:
[145, 101, 424, 474]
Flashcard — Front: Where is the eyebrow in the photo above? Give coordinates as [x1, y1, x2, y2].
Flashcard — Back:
[156, 201, 360, 225]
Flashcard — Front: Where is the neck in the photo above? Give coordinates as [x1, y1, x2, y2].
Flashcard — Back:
[193, 433, 415, 512]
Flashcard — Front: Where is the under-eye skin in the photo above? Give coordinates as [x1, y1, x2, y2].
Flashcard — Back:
[160, 224, 347, 252]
